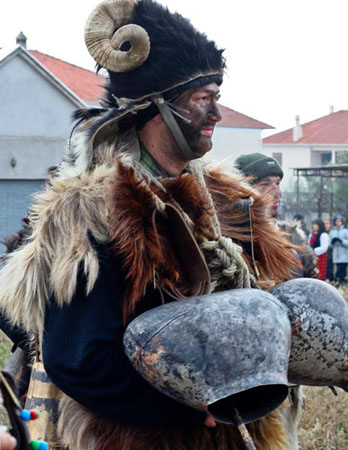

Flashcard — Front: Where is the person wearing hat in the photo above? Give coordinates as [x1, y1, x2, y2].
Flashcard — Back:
[235, 153, 284, 218]
[0, 1, 300, 449]
[329, 215, 348, 285]
[235, 152, 318, 280]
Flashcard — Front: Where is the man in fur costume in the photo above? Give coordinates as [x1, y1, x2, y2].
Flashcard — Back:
[0, 1, 301, 449]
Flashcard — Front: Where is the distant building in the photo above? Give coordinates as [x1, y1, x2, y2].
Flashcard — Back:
[0, 40, 104, 252]
[0, 36, 273, 251]
[262, 110, 348, 187]
[208, 107, 273, 164]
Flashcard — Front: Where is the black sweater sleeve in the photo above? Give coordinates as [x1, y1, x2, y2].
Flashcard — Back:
[42, 244, 205, 426]
[0, 315, 31, 352]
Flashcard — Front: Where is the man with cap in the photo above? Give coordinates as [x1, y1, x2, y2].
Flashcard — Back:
[236, 152, 318, 279]
[0, 1, 300, 449]
[235, 153, 284, 218]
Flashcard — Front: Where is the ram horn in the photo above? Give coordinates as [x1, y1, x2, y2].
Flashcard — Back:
[85, 0, 150, 72]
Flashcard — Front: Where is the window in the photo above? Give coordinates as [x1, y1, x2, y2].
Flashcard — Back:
[320, 152, 332, 165]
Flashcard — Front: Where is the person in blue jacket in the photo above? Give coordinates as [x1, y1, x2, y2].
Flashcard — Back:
[329, 214, 348, 285]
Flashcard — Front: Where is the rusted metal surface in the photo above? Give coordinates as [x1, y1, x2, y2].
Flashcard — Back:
[124, 289, 291, 424]
[271, 278, 348, 391]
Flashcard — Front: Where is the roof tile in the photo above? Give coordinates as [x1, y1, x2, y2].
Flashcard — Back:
[218, 105, 273, 129]
[29, 50, 105, 103]
[263, 111, 348, 144]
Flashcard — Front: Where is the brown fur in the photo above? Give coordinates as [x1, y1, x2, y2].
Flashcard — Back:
[109, 163, 300, 322]
[59, 394, 288, 450]
[206, 169, 301, 284]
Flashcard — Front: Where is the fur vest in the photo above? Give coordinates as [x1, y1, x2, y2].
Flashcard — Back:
[0, 124, 299, 449]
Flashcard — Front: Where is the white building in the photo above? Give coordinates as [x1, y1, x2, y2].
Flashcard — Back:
[208, 106, 273, 165]
[262, 111, 348, 188]
[0, 36, 104, 252]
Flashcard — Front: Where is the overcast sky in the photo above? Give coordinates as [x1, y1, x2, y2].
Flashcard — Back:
[2, 0, 348, 135]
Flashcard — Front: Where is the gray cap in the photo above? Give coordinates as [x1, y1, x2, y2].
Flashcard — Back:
[235, 153, 283, 182]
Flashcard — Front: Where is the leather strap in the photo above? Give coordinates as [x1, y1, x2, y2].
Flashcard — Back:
[154, 203, 211, 297]
[151, 95, 197, 161]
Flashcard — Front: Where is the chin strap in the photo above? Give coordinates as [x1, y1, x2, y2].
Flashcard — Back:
[151, 95, 197, 161]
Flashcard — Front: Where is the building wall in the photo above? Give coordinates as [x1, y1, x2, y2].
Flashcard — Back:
[207, 127, 263, 165]
[0, 51, 80, 253]
[0, 52, 78, 178]
[0, 53, 76, 136]
[0, 180, 44, 254]
[262, 144, 312, 188]
[0, 136, 65, 179]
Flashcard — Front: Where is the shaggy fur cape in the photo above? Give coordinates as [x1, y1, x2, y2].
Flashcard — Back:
[0, 123, 299, 449]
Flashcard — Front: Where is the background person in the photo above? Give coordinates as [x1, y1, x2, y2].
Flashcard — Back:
[308, 219, 329, 281]
[235, 152, 318, 278]
[293, 214, 310, 238]
[235, 153, 283, 219]
[323, 218, 334, 282]
[329, 215, 348, 286]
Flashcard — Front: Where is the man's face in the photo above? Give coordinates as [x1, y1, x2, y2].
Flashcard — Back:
[174, 83, 222, 158]
[255, 175, 281, 218]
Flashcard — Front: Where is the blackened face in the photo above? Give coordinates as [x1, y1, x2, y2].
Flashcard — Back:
[174, 83, 222, 158]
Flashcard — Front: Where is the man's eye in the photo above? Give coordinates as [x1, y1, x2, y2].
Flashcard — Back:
[215, 94, 221, 101]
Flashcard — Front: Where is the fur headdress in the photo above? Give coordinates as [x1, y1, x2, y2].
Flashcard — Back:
[85, 0, 225, 104]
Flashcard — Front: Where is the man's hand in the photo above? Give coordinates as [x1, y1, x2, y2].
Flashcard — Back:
[0, 431, 17, 450]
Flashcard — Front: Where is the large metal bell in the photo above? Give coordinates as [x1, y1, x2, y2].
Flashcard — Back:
[271, 278, 348, 391]
[124, 289, 291, 424]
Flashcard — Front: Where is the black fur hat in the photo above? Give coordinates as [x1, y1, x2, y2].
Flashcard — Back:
[85, 0, 225, 105]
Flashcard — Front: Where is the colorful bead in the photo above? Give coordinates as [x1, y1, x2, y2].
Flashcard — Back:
[29, 441, 40, 450]
[29, 441, 49, 450]
[30, 409, 40, 420]
[20, 409, 31, 421]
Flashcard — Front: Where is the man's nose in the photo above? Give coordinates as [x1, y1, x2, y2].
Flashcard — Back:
[272, 184, 281, 197]
[208, 104, 222, 123]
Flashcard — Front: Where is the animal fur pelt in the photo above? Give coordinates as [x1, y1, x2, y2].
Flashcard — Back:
[109, 161, 300, 321]
[58, 394, 288, 450]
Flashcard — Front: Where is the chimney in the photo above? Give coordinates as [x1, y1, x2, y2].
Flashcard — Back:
[293, 115, 302, 142]
[16, 32, 27, 49]
[329, 105, 334, 114]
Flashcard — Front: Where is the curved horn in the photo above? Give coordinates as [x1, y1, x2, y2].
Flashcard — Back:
[85, 0, 150, 72]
